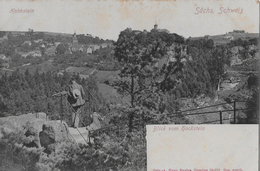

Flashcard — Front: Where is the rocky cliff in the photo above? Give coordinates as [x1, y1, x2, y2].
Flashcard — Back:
[0, 113, 73, 154]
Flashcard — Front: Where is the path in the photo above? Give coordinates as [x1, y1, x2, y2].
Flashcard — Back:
[68, 127, 94, 145]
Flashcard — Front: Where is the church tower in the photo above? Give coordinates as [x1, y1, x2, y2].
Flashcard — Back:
[72, 31, 78, 43]
[154, 16, 158, 30]
[154, 23, 158, 30]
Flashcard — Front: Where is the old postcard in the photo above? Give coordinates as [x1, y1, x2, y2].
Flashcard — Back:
[0, 0, 259, 171]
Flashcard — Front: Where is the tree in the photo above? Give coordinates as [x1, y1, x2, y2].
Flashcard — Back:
[204, 39, 214, 49]
[0, 31, 6, 37]
[27, 28, 34, 37]
[113, 29, 186, 132]
[245, 88, 259, 124]
[56, 43, 67, 55]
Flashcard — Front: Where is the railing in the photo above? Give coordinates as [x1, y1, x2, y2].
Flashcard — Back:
[167, 100, 248, 124]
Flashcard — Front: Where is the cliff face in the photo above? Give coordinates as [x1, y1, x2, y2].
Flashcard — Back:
[229, 45, 259, 66]
[0, 113, 72, 154]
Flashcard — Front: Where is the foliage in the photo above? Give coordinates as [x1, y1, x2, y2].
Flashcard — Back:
[228, 38, 258, 48]
[77, 34, 113, 45]
[56, 43, 67, 55]
[113, 28, 188, 131]
[245, 88, 259, 124]
[245, 76, 259, 124]
[0, 69, 103, 125]
[0, 31, 6, 37]
[0, 126, 147, 171]
[0, 128, 43, 171]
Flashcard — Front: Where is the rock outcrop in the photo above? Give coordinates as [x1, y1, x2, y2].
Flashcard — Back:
[39, 121, 71, 154]
[0, 113, 72, 154]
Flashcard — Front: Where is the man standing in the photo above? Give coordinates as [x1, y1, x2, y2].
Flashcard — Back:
[67, 77, 85, 128]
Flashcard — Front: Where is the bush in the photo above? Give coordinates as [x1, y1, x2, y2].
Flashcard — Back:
[0, 128, 43, 171]
[245, 88, 259, 124]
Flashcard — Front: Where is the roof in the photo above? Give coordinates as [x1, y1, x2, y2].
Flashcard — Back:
[157, 29, 170, 33]
[34, 39, 43, 43]
[132, 30, 142, 35]
[19, 50, 42, 58]
[55, 42, 61, 46]
[23, 41, 32, 45]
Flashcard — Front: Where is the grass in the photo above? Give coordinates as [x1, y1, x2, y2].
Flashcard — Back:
[95, 70, 120, 83]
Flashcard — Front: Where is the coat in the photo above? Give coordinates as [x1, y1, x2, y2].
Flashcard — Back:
[67, 82, 85, 107]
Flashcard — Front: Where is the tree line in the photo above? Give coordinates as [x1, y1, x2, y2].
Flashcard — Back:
[0, 69, 103, 125]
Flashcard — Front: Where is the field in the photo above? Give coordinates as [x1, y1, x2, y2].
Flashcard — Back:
[190, 32, 259, 45]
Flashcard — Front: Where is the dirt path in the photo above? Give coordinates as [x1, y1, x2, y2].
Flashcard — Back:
[68, 127, 93, 144]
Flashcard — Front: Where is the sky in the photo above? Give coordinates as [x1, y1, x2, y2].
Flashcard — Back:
[0, 0, 259, 40]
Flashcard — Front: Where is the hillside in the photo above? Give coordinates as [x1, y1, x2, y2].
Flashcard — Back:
[190, 32, 259, 45]
[0, 27, 258, 171]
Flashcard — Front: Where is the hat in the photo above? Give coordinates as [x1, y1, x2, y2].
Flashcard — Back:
[73, 89, 81, 98]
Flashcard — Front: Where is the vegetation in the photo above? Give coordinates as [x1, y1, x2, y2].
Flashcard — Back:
[0, 29, 259, 171]
[0, 69, 103, 125]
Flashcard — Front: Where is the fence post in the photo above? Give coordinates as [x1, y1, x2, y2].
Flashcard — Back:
[233, 100, 236, 124]
[46, 98, 48, 121]
[60, 95, 63, 123]
[219, 111, 222, 124]
[88, 91, 91, 114]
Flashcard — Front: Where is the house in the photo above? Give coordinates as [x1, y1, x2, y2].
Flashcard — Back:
[132, 30, 142, 35]
[157, 29, 170, 33]
[11, 32, 24, 37]
[23, 41, 32, 46]
[86, 47, 92, 54]
[55, 42, 61, 47]
[30, 50, 42, 57]
[34, 39, 43, 43]
[40, 44, 46, 48]
[100, 42, 112, 48]
[69, 32, 84, 52]
[71, 43, 83, 52]
[47, 42, 54, 46]
[88, 44, 100, 51]
[19, 50, 42, 58]
[231, 30, 245, 33]
[224, 34, 234, 40]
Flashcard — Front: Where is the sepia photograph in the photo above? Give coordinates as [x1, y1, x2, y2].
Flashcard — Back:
[0, 0, 259, 170]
